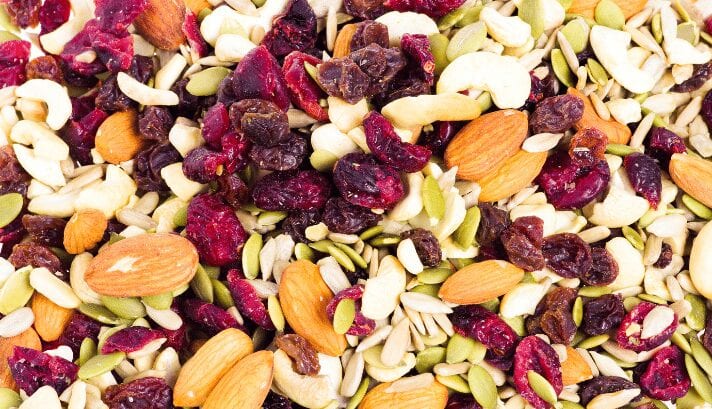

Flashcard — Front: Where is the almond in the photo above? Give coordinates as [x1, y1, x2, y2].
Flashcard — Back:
[568, 0, 646, 19]
[333, 24, 357, 58]
[185, 0, 210, 15]
[444, 109, 528, 181]
[279, 260, 347, 357]
[439, 260, 525, 305]
[568, 88, 631, 145]
[85, 233, 199, 297]
[669, 153, 712, 208]
[561, 347, 594, 385]
[134, 0, 186, 50]
[478, 150, 548, 202]
[63, 209, 108, 255]
[203, 350, 274, 409]
[173, 328, 254, 407]
[359, 379, 448, 409]
[31, 294, 73, 342]
[95, 110, 146, 165]
[0, 328, 41, 389]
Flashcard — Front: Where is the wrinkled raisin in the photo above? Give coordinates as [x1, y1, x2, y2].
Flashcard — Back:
[282, 210, 321, 243]
[350, 20, 390, 52]
[22, 215, 66, 247]
[530, 94, 584, 134]
[323, 197, 382, 235]
[248, 132, 307, 171]
[133, 142, 182, 192]
[400, 228, 441, 267]
[653, 243, 673, 269]
[139, 106, 174, 142]
[275, 334, 321, 375]
[623, 153, 662, 209]
[582, 294, 625, 336]
[542, 233, 592, 279]
[104, 377, 174, 409]
[8, 241, 62, 272]
[230, 99, 290, 147]
[446, 393, 483, 409]
[252, 170, 332, 211]
[501, 216, 545, 272]
[702, 89, 712, 130]
[581, 247, 619, 286]
[343, 0, 386, 19]
[580, 376, 640, 406]
[5, 0, 40, 28]
[539, 307, 577, 345]
[317, 57, 370, 104]
[25, 55, 62, 82]
[333, 153, 405, 210]
[476, 203, 510, 247]
[384, 0, 465, 18]
[671, 62, 712, 93]
[349, 44, 406, 95]
[215, 173, 249, 208]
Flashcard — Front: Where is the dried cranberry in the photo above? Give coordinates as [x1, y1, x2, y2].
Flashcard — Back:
[182, 298, 244, 336]
[700, 90, 712, 132]
[623, 153, 662, 208]
[343, 0, 387, 19]
[186, 193, 248, 266]
[537, 151, 610, 210]
[282, 52, 328, 121]
[8, 347, 78, 395]
[158, 314, 187, 352]
[617, 302, 677, 352]
[101, 326, 163, 354]
[476, 203, 510, 247]
[55, 313, 101, 355]
[0, 40, 30, 89]
[446, 393, 483, 409]
[282, 210, 321, 243]
[231, 46, 290, 111]
[21, 215, 66, 247]
[139, 106, 174, 142]
[230, 99, 290, 147]
[542, 233, 592, 278]
[640, 346, 690, 400]
[182, 147, 227, 183]
[671, 62, 712, 93]
[94, 0, 147, 35]
[104, 377, 174, 409]
[400, 228, 441, 267]
[580, 376, 640, 406]
[275, 334, 321, 375]
[582, 294, 625, 336]
[653, 243, 673, 269]
[182, 10, 208, 58]
[522, 72, 545, 111]
[133, 142, 182, 192]
[421, 121, 462, 156]
[647, 127, 687, 163]
[8, 241, 62, 272]
[580, 247, 619, 286]
[349, 44, 407, 95]
[263, 391, 293, 409]
[220, 130, 251, 173]
[316, 57, 370, 104]
[569, 128, 608, 167]
[226, 271, 275, 330]
[703, 316, 712, 354]
[325, 285, 376, 336]
[364, 111, 431, 172]
[451, 305, 519, 370]
[529, 94, 584, 134]
[400, 33, 435, 86]
[62, 108, 108, 165]
[61, 20, 134, 76]
[95, 75, 132, 112]
[322, 197, 382, 235]
[36, 0, 67, 33]
[262, 0, 317, 60]
[350, 20, 390, 52]
[201, 103, 230, 149]
[333, 153, 405, 209]
[513, 336, 563, 409]
[501, 216, 545, 272]
[383, 0, 465, 18]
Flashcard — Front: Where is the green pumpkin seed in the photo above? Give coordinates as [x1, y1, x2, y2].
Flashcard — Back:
[369, 234, 401, 247]
[251, 0, 266, 6]
[190, 265, 215, 303]
[257, 211, 287, 225]
[212, 279, 234, 309]
[410, 284, 440, 298]
[363, 345, 390, 368]
[651, 13, 663, 43]
[468, 364, 497, 409]
[451, 258, 475, 271]
[416, 346, 446, 373]
[577, 286, 612, 297]
[638, 293, 667, 304]
[101, 296, 146, 319]
[577, 334, 610, 349]
[0, 388, 20, 409]
[622, 226, 644, 250]
[204, 265, 221, 280]
[242, 233, 263, 279]
[446, 22, 487, 61]
[328, 244, 356, 272]
[506, 316, 528, 337]
[468, 341, 487, 364]
[419, 267, 454, 284]
[678, 21, 699, 45]
[267, 295, 285, 332]
[623, 296, 642, 311]
[421, 175, 446, 220]
[359, 225, 384, 241]
[573, 297, 583, 326]
[479, 298, 500, 311]
[527, 371, 558, 405]
[456, 5, 482, 27]
[197, 7, 211, 21]
[141, 291, 173, 310]
[686, 294, 707, 331]
[446, 333, 476, 364]
[186, 67, 231, 96]
[586, 59, 608, 86]
[0, 266, 33, 315]
[346, 377, 370, 409]
[333, 243, 367, 269]
[78, 338, 97, 366]
[518, 0, 545, 38]
[594, 0, 625, 29]
[455, 206, 480, 248]
[673, 0, 692, 22]
[294, 242, 315, 261]
[333, 298, 356, 335]
[671, 331, 692, 354]
[682, 194, 712, 220]
[219, 16, 246, 36]
[678, 388, 708, 409]
[173, 204, 188, 227]
[310, 149, 339, 172]
[0, 193, 22, 229]
[561, 19, 589, 53]
[551, 49, 575, 88]
[79, 303, 127, 325]
[438, 8, 466, 30]
[437, 374, 470, 393]
[309, 239, 333, 253]
[606, 143, 637, 156]
[304, 62, 320, 84]
[686, 353, 712, 402]
[560, 402, 584, 409]
[79, 352, 126, 380]
[422, 330, 448, 346]
[691, 337, 712, 377]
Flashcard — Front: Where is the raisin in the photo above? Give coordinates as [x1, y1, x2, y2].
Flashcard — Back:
[400, 228, 442, 267]
[8, 347, 78, 395]
[94, 0, 148, 35]
[252, 170, 332, 211]
[421, 121, 463, 156]
[542, 233, 592, 279]
[451, 305, 519, 370]
[522, 72, 545, 112]
[182, 298, 245, 336]
[275, 334, 321, 376]
[5, 0, 40, 28]
[170, 77, 206, 118]
[21, 215, 66, 247]
[8, 241, 62, 272]
[671, 62, 712, 93]
[282, 210, 322, 243]
[316, 57, 370, 104]
[501, 216, 545, 272]
[446, 393, 483, 409]
[617, 302, 677, 352]
[139, 106, 174, 142]
[343, 0, 387, 19]
[540, 308, 577, 345]
[215, 173, 249, 208]
[333, 153, 405, 210]
[230, 99, 290, 147]
[262, 0, 317, 60]
[581, 294, 625, 336]
[513, 336, 563, 409]
[0, 220, 23, 258]
[226, 270, 275, 330]
[101, 326, 164, 354]
[363, 111, 431, 173]
[104, 377, 174, 409]
[325, 285, 376, 336]
[568, 128, 608, 167]
[581, 247, 619, 286]
[231, 45, 290, 111]
[623, 152, 662, 209]
[248, 132, 307, 171]
[263, 391, 293, 409]
[133, 142, 182, 192]
[703, 316, 712, 354]
[350, 20, 390, 52]
[282, 52, 328, 121]
[349, 45, 407, 95]
[537, 151, 611, 210]
[529, 94, 584, 134]
[580, 376, 640, 406]
[537, 287, 578, 313]
[323, 197, 382, 235]
[0, 145, 30, 196]
[383, 0, 465, 18]
[55, 313, 101, 355]
[639, 346, 690, 400]
[186, 193, 248, 266]
[653, 243, 673, 269]
[96, 75, 133, 112]
[476, 203, 510, 247]
[62, 108, 108, 165]
[25, 55, 62, 82]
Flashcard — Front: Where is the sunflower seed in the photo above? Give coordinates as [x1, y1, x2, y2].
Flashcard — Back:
[0, 307, 33, 337]
[381, 318, 411, 367]
[341, 351, 365, 397]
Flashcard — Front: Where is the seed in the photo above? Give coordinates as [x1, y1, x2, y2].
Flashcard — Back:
[638, 293, 667, 304]
[101, 296, 146, 319]
[332, 298, 356, 335]
[573, 297, 583, 326]
[0, 307, 33, 337]
[560, 18, 589, 53]
[78, 303, 127, 325]
[578, 286, 612, 297]
[685, 294, 707, 331]
[418, 268, 454, 284]
[186, 67, 231, 96]
[0, 266, 33, 315]
[454, 206, 480, 248]
[527, 370, 558, 406]
[594, 0, 624, 29]
[295, 242, 315, 261]
[456, 5, 483, 27]
[359, 225, 384, 241]
[257, 210, 287, 225]
[686, 353, 712, 402]
[267, 295, 285, 332]
[468, 364, 497, 409]
[682, 194, 712, 220]
[577, 334, 610, 349]
[190, 265, 214, 303]
[446, 334, 475, 364]
[310, 149, 339, 172]
[308, 239, 333, 253]
[345, 377, 369, 409]
[438, 8, 465, 30]
[78, 352, 126, 380]
[0, 192, 22, 228]
[327, 244, 355, 272]
[369, 234, 401, 247]
[623, 297, 642, 311]
[446, 22, 487, 61]
[429, 33, 450, 75]
[410, 284, 440, 298]
[333, 242, 367, 269]
[678, 21, 699, 44]
[422, 175, 445, 220]
[78, 338, 96, 366]
[141, 291, 174, 310]
[415, 346, 446, 373]
[0, 388, 20, 408]
[551, 49, 575, 88]
[518, 0, 545, 38]
[586, 59, 608, 86]
[622, 226, 644, 250]
[690, 337, 712, 378]
[437, 374, 470, 393]
[212, 279, 234, 309]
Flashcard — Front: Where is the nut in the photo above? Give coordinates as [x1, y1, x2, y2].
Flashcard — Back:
[359, 379, 448, 409]
[95, 110, 146, 165]
[584, 168, 649, 228]
[361, 256, 407, 320]
[690, 218, 712, 300]
[444, 109, 529, 181]
[85, 233, 199, 297]
[605, 236, 645, 291]
[0, 328, 41, 389]
[279, 260, 347, 356]
[480, 7, 532, 48]
[203, 350, 274, 409]
[75, 165, 137, 218]
[173, 328, 254, 407]
[31, 293, 73, 342]
[9, 120, 69, 161]
[439, 260, 525, 304]
[589, 26, 656, 94]
[63, 209, 108, 255]
[669, 153, 712, 209]
[381, 93, 482, 129]
[12, 144, 66, 187]
[333, 23, 356, 58]
[215, 34, 257, 62]
[568, 0, 646, 19]
[117, 72, 179, 106]
[374, 11, 438, 46]
[568, 88, 632, 145]
[272, 349, 336, 408]
[133, 0, 186, 50]
[15, 79, 72, 130]
[478, 150, 548, 202]
[561, 346, 594, 385]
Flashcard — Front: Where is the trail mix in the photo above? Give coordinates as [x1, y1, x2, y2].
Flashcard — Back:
[2, 0, 712, 407]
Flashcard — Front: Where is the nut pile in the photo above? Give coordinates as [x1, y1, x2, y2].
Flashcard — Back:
[1, 0, 712, 408]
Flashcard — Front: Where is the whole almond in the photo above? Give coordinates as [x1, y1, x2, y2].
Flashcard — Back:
[134, 0, 186, 50]
[0, 328, 41, 389]
[478, 150, 547, 202]
[670, 153, 712, 208]
[63, 209, 108, 255]
[203, 350, 274, 409]
[31, 294, 73, 342]
[95, 110, 146, 164]
[439, 260, 525, 305]
[444, 110, 529, 181]
[561, 347, 594, 385]
[568, 0, 646, 19]
[359, 379, 448, 409]
[173, 328, 254, 407]
[279, 260, 347, 357]
[85, 233, 199, 297]
[333, 24, 357, 58]
[568, 88, 630, 145]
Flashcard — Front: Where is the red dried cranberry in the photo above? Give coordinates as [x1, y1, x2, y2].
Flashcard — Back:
[133, 142, 182, 192]
[569, 128, 608, 167]
[623, 153, 662, 208]
[248, 132, 307, 171]
[61, 20, 134, 76]
[446, 393, 483, 409]
[580, 247, 619, 286]
[349, 45, 407, 95]
[182, 298, 245, 336]
[252, 170, 332, 211]
[513, 336, 563, 409]
[582, 294, 625, 336]
[8, 347, 78, 395]
[282, 210, 322, 243]
[139, 106, 174, 142]
[230, 99, 290, 147]
[648, 127, 687, 165]
[231, 46, 290, 111]
[55, 313, 101, 355]
[220, 130, 251, 173]
[343, 0, 387, 19]
[101, 326, 164, 354]
[702, 90, 712, 130]
[529, 94, 584, 134]
[282, 52, 328, 121]
[333, 153, 405, 210]
[653, 243, 673, 269]
[262, 0, 317, 60]
[451, 305, 519, 370]
[522, 72, 545, 111]
[8, 241, 61, 272]
[182, 10, 208, 58]
[186, 193, 248, 266]
[422, 121, 462, 156]
[94, 0, 147, 35]
[617, 302, 677, 352]
[400, 228, 441, 267]
[325, 285, 376, 336]
[580, 376, 641, 406]
[317, 57, 370, 104]
[350, 20, 390, 52]
[322, 197, 382, 235]
[364, 111, 431, 173]
[672, 62, 712, 93]
[38, 0, 69, 34]
[0, 40, 30, 89]
[400, 34, 435, 86]
[542, 233, 592, 278]
[707, 16, 712, 35]
[104, 377, 174, 409]
[501, 216, 545, 272]
[21, 215, 66, 247]
[476, 203, 510, 247]
[275, 334, 321, 375]
[62, 108, 108, 165]
[25, 55, 62, 82]
[537, 151, 610, 210]
[182, 147, 228, 183]
[226, 271, 275, 330]
[202, 103, 230, 149]
[640, 346, 690, 400]
[384, 0, 465, 18]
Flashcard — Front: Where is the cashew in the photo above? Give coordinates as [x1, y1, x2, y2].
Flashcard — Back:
[589, 26, 656, 94]
[311, 123, 359, 158]
[28, 189, 79, 218]
[154, 54, 187, 90]
[160, 162, 207, 201]
[361, 256, 406, 320]
[273, 349, 337, 408]
[75, 165, 137, 218]
[690, 220, 712, 300]
[606, 237, 645, 290]
[132, 34, 156, 57]
[69, 253, 101, 305]
[437, 52, 531, 109]
[13, 144, 66, 187]
[374, 11, 439, 46]
[432, 187, 467, 241]
[328, 97, 369, 133]
[15, 79, 72, 130]
[480, 7, 531, 48]
[117, 73, 179, 106]
[19, 386, 61, 409]
[381, 93, 482, 129]
[168, 123, 204, 157]
[389, 172, 424, 222]
[215, 34, 257, 62]
[201, 0, 288, 46]
[606, 98, 641, 125]
[585, 169, 650, 228]
[10, 120, 69, 161]
[366, 352, 416, 383]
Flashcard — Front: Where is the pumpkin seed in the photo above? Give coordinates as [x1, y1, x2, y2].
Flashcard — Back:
[686, 353, 712, 402]
[551, 49, 575, 88]
[578, 286, 612, 297]
[561, 19, 589, 53]
[78, 338, 96, 366]
[518, 0, 545, 38]
[295, 242, 315, 261]
[0, 388, 20, 409]
[78, 303, 127, 325]
[527, 371, 558, 405]
[304, 62, 318, 83]
[560, 402, 584, 409]
[690, 337, 712, 377]
[429, 34, 450, 76]
[186, 67, 231, 96]
[678, 22, 699, 45]
[468, 364, 497, 409]
[359, 225, 384, 241]
[333, 298, 356, 335]
[257, 211, 287, 225]
[456, 5, 482, 27]
[671, 331, 692, 354]
[438, 8, 466, 30]
[333, 242, 367, 269]
[476, 92, 492, 113]
[190, 265, 214, 303]
[451, 258, 475, 270]
[468, 341, 487, 364]
[346, 377, 369, 409]
[622, 226, 644, 250]
[328, 244, 355, 272]
[437, 374, 470, 393]
[422, 330, 448, 346]
[586, 59, 608, 86]
[419, 268, 454, 284]
[605, 143, 637, 156]
[204, 265, 221, 280]
[212, 279, 234, 308]
[78, 352, 126, 380]
[416, 347, 447, 373]
[573, 297, 583, 326]
[267, 295, 285, 332]
[479, 299, 500, 311]
[682, 194, 712, 220]
[0, 193, 22, 229]
[623, 296, 642, 311]
[0, 266, 33, 315]
[309, 239, 333, 253]
[577, 334, 610, 349]
[446, 333, 476, 364]
[410, 284, 440, 298]
[685, 294, 707, 331]
[455, 206, 480, 248]
[594, 0, 625, 29]
[678, 388, 707, 409]
[651, 13, 663, 43]
[422, 175, 446, 220]
[369, 234, 401, 247]
[242, 233, 263, 279]
[446, 22, 487, 61]
[197, 8, 211, 20]
[101, 296, 146, 319]
[638, 293, 667, 304]
[140, 291, 173, 311]
[673, 0, 691, 22]
[173, 205, 187, 227]
[310, 149, 339, 172]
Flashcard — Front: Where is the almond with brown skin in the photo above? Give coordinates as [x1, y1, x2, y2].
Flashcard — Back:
[85, 233, 199, 297]
[279, 260, 347, 357]
[561, 346, 594, 385]
[568, 0, 646, 19]
[134, 0, 186, 50]
[478, 150, 548, 202]
[333, 24, 357, 58]
[439, 260, 525, 305]
[669, 153, 712, 208]
[63, 209, 108, 255]
[444, 109, 529, 181]
[95, 110, 146, 165]
[359, 380, 448, 409]
[568, 88, 631, 145]
[0, 328, 41, 389]
[203, 350, 274, 409]
[31, 294, 73, 342]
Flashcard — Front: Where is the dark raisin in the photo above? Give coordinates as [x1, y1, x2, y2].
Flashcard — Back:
[261, 0, 317, 60]
[647, 127, 687, 164]
[333, 153, 405, 210]
[383, 0, 465, 18]
[263, 391, 293, 409]
[96, 75, 133, 112]
[569, 127, 608, 167]
[653, 243, 673, 269]
[476, 203, 510, 247]
[316, 57, 370, 104]
[623, 152, 662, 209]
[529, 94, 584, 134]
[446, 393, 483, 409]
[252, 170, 332, 211]
[343, 0, 387, 19]
[182, 147, 228, 183]
[0, 145, 30, 196]
[702, 89, 712, 130]
[25, 55, 62, 82]
[230, 99, 290, 147]
[400, 228, 442, 267]
[55, 313, 101, 355]
[170, 77, 204, 119]
[349, 45, 407, 95]
[248, 132, 307, 171]
[702, 315, 712, 354]
[501, 216, 545, 272]
[4, 0, 40, 28]
[421, 121, 463, 156]
[215, 173, 249, 208]
[580, 376, 640, 406]
[542, 233, 592, 279]
[400, 33, 435, 86]
[21, 215, 66, 247]
[133, 142, 182, 192]
[322, 197, 382, 235]
[539, 307, 577, 345]
[639, 346, 690, 400]
[8, 241, 62, 272]
[580, 247, 619, 286]
[186, 193, 248, 266]
[139, 106, 174, 142]
[617, 302, 677, 352]
[513, 336, 563, 409]
[582, 294, 625, 336]
[671, 62, 712, 93]
[61, 108, 108, 165]
[282, 210, 321, 243]
[275, 334, 321, 376]
[363, 111, 431, 173]
[350, 20, 390, 52]
[104, 377, 174, 409]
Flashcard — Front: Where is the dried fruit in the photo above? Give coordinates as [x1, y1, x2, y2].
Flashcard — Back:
[0, 40, 30, 89]
[350, 44, 407, 95]
[282, 210, 321, 243]
[262, 0, 317, 60]
[542, 233, 593, 279]
[671, 62, 712, 93]
[8, 241, 61, 272]
[186, 193, 247, 266]
[22, 215, 66, 247]
[617, 302, 677, 352]
[581, 247, 619, 286]
[569, 127, 608, 167]
[344, 0, 386, 19]
[182, 298, 244, 335]
[530, 94, 584, 134]
[383, 0, 465, 18]
[0, 329, 41, 389]
[364, 111, 431, 172]
[513, 336, 563, 409]
[55, 313, 101, 355]
[230, 46, 290, 111]
[248, 132, 308, 171]
[333, 153, 405, 209]
[582, 294, 625, 336]
[282, 52, 328, 121]
[400, 228, 441, 267]
[63, 209, 108, 254]
[138, 106, 173, 142]
[653, 243, 672, 269]
[451, 305, 519, 369]
[501, 216, 545, 272]
[252, 170, 332, 211]
[640, 346, 690, 400]
[275, 334, 320, 376]
[568, 88, 631, 144]
[316, 57, 371, 104]
[8, 346, 78, 395]
[323, 197, 382, 235]
[623, 153, 662, 208]
[231, 99, 290, 147]
[101, 326, 163, 354]
[579, 376, 640, 406]
[537, 151, 611, 210]
[226, 272, 275, 330]
[325, 285, 376, 336]
[104, 377, 174, 409]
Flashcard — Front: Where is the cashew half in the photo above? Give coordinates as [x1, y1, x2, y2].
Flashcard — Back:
[584, 168, 649, 228]
[273, 349, 338, 409]
[117, 73, 179, 106]
[12, 144, 66, 187]
[690, 220, 712, 300]
[361, 256, 406, 320]
[589, 26, 656, 94]
[375, 11, 439, 46]
[75, 165, 137, 218]
[10, 120, 69, 161]
[479, 7, 532, 48]
[381, 93, 481, 129]
[15, 79, 72, 130]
